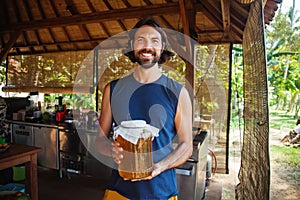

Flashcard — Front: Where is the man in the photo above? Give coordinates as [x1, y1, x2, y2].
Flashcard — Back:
[96, 18, 193, 200]
[281, 116, 300, 144]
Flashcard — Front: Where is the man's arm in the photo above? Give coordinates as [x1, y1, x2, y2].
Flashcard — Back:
[95, 83, 113, 157]
[95, 84, 123, 162]
[98, 84, 113, 136]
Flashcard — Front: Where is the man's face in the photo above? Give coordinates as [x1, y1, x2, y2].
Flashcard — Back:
[132, 25, 163, 68]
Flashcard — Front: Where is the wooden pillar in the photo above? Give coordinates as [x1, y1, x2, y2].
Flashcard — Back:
[179, 0, 196, 118]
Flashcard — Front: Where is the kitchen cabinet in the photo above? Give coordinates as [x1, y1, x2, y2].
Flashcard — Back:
[78, 131, 112, 180]
[9, 121, 112, 179]
[33, 126, 59, 170]
[11, 124, 34, 146]
[176, 131, 208, 200]
[11, 121, 59, 170]
[59, 129, 86, 175]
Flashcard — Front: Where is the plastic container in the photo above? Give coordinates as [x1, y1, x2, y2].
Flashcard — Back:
[0, 183, 25, 193]
[13, 166, 25, 182]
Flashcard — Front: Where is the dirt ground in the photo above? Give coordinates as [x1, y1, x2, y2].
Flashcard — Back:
[210, 128, 299, 200]
[269, 128, 299, 200]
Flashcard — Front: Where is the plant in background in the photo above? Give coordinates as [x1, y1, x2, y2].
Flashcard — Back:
[266, 6, 300, 116]
[0, 61, 6, 84]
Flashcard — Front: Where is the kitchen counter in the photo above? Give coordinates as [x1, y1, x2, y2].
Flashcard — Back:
[7, 119, 99, 134]
[8, 120, 208, 188]
[7, 119, 110, 180]
[7, 119, 76, 130]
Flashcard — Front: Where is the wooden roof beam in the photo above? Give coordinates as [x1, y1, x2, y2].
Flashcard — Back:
[179, 0, 195, 101]
[66, 0, 92, 39]
[221, 0, 230, 32]
[0, 3, 189, 33]
[0, 31, 21, 62]
[102, 0, 127, 33]
[0, 0, 9, 25]
[23, 1, 45, 52]
[200, 0, 224, 30]
[85, 0, 111, 38]
[12, 36, 128, 48]
[49, 0, 66, 51]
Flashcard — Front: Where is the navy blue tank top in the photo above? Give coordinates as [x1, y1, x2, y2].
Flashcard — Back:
[108, 73, 183, 200]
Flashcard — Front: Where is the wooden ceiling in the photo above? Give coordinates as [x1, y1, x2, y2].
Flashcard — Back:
[0, 0, 280, 61]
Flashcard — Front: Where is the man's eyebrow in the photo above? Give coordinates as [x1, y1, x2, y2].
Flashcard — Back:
[152, 36, 160, 40]
[135, 35, 160, 40]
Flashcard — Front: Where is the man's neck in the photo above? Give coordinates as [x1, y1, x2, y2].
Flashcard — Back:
[133, 64, 162, 84]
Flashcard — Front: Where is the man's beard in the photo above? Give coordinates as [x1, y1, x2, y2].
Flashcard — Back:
[135, 49, 160, 68]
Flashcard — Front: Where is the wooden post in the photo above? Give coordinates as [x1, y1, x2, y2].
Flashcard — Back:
[179, 0, 196, 118]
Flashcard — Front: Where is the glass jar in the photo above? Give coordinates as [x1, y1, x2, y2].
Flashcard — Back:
[113, 120, 159, 179]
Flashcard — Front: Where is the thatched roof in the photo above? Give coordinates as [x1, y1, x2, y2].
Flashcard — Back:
[0, 0, 280, 61]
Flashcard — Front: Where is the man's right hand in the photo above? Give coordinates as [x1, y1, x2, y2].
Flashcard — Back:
[111, 141, 123, 164]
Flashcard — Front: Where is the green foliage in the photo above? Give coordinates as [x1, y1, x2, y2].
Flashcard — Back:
[0, 61, 6, 83]
[266, 5, 300, 115]
[7, 51, 87, 87]
[230, 44, 244, 129]
[44, 93, 96, 111]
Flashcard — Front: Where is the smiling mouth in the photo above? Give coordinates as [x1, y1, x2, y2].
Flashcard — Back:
[141, 53, 153, 59]
[138, 49, 156, 58]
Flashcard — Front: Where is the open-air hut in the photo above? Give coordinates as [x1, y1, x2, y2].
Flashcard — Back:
[0, 0, 281, 199]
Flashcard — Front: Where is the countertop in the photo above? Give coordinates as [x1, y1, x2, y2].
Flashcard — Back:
[7, 120, 98, 134]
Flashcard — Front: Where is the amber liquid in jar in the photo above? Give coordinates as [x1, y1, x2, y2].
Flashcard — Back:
[116, 135, 153, 179]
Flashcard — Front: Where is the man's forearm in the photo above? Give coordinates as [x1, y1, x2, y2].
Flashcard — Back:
[156, 141, 193, 172]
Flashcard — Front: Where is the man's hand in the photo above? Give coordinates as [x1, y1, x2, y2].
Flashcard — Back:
[126, 162, 163, 182]
[111, 141, 123, 164]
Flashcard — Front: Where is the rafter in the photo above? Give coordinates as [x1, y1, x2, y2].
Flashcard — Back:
[0, 3, 185, 33]
[0, 31, 21, 62]
[221, 0, 230, 32]
[200, 0, 224, 30]
[0, 0, 272, 57]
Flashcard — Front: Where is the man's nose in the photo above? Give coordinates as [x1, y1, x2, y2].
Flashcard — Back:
[143, 40, 154, 49]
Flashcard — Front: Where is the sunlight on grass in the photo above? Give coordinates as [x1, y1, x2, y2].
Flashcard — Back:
[270, 145, 300, 188]
[269, 109, 297, 129]
[269, 108, 300, 188]
[270, 145, 300, 168]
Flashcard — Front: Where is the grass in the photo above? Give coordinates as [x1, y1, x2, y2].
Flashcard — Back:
[269, 108, 300, 188]
[269, 109, 298, 129]
[270, 145, 300, 168]
[269, 108, 300, 168]
[270, 145, 300, 188]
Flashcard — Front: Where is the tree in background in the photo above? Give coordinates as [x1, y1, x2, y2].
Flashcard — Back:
[266, 3, 300, 117]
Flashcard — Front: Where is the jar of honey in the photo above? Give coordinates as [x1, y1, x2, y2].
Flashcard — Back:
[113, 120, 159, 179]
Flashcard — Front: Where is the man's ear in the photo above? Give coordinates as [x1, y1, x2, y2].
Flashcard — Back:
[130, 40, 134, 50]
[161, 42, 165, 52]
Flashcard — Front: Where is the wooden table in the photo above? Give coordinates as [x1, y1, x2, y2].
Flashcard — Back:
[0, 144, 42, 200]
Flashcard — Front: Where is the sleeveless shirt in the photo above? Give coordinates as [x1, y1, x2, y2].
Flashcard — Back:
[107, 73, 183, 200]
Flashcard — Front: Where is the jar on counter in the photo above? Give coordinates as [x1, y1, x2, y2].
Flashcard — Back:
[113, 120, 159, 179]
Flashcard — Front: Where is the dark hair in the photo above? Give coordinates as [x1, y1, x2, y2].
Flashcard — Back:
[123, 18, 175, 64]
